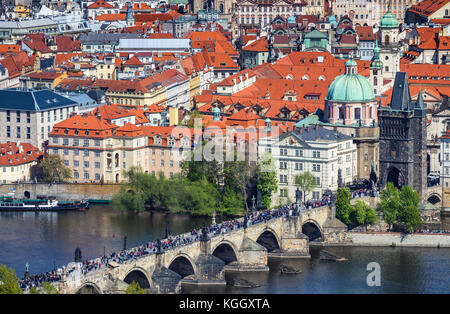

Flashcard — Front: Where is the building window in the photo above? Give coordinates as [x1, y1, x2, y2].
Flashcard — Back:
[280, 174, 288, 183]
[295, 162, 303, 170]
[74, 160, 79, 167]
[63, 139, 69, 145]
[74, 172, 79, 178]
[95, 162, 100, 168]
[16, 111, 20, 123]
[84, 172, 89, 179]
[74, 149, 79, 156]
[64, 160, 69, 166]
[83, 140, 89, 147]
[95, 173, 100, 180]
[95, 151, 100, 157]
[313, 151, 320, 158]
[95, 140, 100, 147]
[280, 148, 288, 156]
[16, 126, 20, 138]
[64, 149, 68, 155]
[280, 161, 288, 169]
[312, 164, 321, 172]
[84, 150, 89, 157]
[84, 161, 89, 168]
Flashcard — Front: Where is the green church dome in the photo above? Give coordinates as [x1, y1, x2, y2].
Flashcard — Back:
[326, 72, 376, 103]
[379, 11, 399, 28]
[345, 58, 357, 67]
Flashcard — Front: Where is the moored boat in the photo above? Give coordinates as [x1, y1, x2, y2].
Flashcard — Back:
[0, 196, 89, 212]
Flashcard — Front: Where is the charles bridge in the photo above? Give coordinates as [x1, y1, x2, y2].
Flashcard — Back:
[53, 203, 348, 294]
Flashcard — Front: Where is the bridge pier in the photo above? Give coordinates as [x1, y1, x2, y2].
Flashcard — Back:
[275, 215, 311, 258]
[151, 239, 183, 294]
[224, 235, 269, 272]
[321, 203, 350, 244]
[182, 227, 227, 286]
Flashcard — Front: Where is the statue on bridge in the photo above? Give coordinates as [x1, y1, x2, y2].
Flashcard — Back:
[74, 248, 82, 263]
[156, 238, 162, 254]
[200, 224, 209, 242]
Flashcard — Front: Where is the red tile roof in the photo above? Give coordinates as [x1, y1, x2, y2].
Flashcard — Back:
[0, 142, 42, 166]
[88, 0, 114, 9]
[243, 36, 268, 52]
[408, 0, 450, 17]
[50, 114, 117, 139]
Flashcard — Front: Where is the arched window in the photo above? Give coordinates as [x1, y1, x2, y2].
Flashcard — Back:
[385, 34, 390, 45]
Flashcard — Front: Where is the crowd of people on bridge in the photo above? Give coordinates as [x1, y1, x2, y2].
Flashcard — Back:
[15, 187, 403, 292]
[19, 271, 62, 290]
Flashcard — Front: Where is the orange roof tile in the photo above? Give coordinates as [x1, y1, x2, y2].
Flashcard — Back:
[0, 142, 42, 166]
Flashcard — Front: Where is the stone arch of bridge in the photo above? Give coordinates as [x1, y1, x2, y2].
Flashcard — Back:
[212, 240, 239, 264]
[76, 281, 102, 294]
[122, 266, 153, 289]
[167, 253, 197, 278]
[301, 219, 323, 242]
[256, 227, 281, 252]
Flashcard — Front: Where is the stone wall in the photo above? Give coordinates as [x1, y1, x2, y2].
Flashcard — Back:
[347, 232, 450, 247]
[0, 183, 121, 201]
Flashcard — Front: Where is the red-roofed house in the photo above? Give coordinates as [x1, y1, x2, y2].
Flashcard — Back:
[0, 142, 42, 183]
[48, 113, 148, 183]
[87, 0, 119, 20]
[406, 0, 450, 24]
[241, 36, 269, 69]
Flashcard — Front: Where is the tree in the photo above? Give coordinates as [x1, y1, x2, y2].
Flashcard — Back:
[256, 153, 278, 209]
[38, 154, 72, 184]
[126, 281, 146, 294]
[351, 200, 377, 230]
[398, 205, 423, 233]
[0, 264, 22, 294]
[364, 204, 378, 230]
[397, 185, 422, 233]
[39, 282, 59, 294]
[336, 187, 352, 225]
[294, 171, 316, 203]
[376, 182, 400, 230]
[350, 200, 367, 227]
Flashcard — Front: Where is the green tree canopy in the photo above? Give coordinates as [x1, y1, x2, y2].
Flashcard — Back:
[126, 281, 146, 294]
[256, 153, 278, 209]
[376, 182, 400, 230]
[398, 205, 423, 233]
[38, 154, 72, 184]
[0, 264, 22, 294]
[39, 282, 59, 294]
[336, 187, 352, 225]
[294, 171, 316, 203]
[350, 200, 367, 226]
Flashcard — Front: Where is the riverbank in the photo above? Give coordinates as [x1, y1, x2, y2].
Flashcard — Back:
[313, 232, 450, 248]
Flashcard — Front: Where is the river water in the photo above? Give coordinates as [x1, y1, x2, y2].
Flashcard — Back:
[0, 205, 449, 294]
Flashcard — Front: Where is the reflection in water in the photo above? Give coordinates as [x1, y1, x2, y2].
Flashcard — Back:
[0, 205, 449, 293]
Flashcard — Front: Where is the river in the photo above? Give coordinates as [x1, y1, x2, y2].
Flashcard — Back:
[0, 205, 449, 293]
